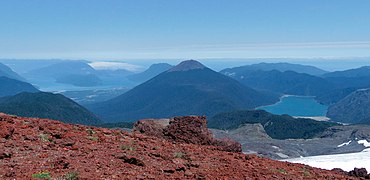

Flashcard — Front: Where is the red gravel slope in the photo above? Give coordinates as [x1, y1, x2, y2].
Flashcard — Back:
[0, 113, 353, 179]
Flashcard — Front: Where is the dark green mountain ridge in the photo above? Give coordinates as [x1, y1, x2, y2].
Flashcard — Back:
[0, 92, 101, 125]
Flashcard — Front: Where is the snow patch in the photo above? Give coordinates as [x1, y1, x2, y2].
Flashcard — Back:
[275, 153, 289, 158]
[337, 140, 351, 147]
[358, 140, 370, 147]
[224, 72, 235, 77]
[285, 151, 370, 172]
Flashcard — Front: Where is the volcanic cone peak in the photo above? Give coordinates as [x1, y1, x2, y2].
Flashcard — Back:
[168, 60, 206, 72]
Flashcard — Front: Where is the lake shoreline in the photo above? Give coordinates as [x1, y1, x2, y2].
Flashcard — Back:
[256, 95, 328, 117]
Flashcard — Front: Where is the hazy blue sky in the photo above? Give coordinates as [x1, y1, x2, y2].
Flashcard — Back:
[1, 0, 370, 60]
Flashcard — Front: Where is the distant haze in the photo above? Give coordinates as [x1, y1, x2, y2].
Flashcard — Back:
[0, 1, 369, 59]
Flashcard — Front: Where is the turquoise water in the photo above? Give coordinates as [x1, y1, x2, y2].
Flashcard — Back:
[257, 96, 328, 117]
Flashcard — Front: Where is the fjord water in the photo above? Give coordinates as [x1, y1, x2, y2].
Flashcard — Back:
[257, 96, 328, 117]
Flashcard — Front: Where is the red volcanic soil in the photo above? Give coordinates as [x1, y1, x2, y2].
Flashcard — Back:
[0, 113, 353, 179]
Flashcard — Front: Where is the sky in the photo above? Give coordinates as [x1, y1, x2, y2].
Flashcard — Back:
[1, 0, 370, 60]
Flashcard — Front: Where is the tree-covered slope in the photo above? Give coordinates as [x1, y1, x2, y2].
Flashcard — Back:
[209, 110, 338, 139]
[327, 88, 370, 124]
[0, 92, 101, 125]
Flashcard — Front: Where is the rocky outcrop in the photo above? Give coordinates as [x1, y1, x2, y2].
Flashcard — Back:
[132, 118, 170, 138]
[332, 168, 370, 179]
[133, 116, 242, 152]
[348, 168, 370, 178]
[0, 113, 352, 179]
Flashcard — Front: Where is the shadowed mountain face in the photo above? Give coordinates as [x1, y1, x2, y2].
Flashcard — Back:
[327, 89, 370, 124]
[127, 63, 173, 83]
[0, 76, 39, 97]
[89, 60, 279, 122]
[0, 63, 26, 81]
[221, 62, 328, 76]
[0, 92, 101, 125]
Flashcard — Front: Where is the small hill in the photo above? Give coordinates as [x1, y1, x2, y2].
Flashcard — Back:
[209, 110, 338, 139]
[221, 69, 334, 96]
[89, 60, 278, 122]
[0, 76, 39, 97]
[221, 62, 328, 76]
[327, 88, 370, 124]
[0, 62, 26, 81]
[0, 113, 349, 179]
[127, 63, 173, 83]
[0, 92, 101, 125]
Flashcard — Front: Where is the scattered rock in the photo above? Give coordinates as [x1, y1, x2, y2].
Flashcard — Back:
[118, 155, 145, 167]
[0, 151, 12, 159]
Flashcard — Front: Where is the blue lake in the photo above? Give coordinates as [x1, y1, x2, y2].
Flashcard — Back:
[257, 96, 328, 117]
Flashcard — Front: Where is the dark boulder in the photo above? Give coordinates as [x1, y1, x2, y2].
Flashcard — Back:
[348, 168, 369, 178]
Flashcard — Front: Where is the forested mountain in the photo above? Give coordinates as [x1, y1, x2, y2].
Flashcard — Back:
[0, 92, 101, 125]
[89, 60, 278, 122]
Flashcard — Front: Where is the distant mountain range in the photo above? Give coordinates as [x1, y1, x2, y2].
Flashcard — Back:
[327, 88, 370, 124]
[322, 66, 370, 90]
[220, 62, 328, 76]
[0, 62, 27, 81]
[24, 61, 103, 87]
[89, 60, 279, 122]
[22, 60, 140, 88]
[0, 76, 39, 97]
[221, 69, 334, 96]
[127, 63, 173, 83]
[323, 66, 370, 78]
[0, 92, 101, 125]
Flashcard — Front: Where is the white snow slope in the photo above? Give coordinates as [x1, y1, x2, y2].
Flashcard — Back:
[285, 148, 370, 172]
